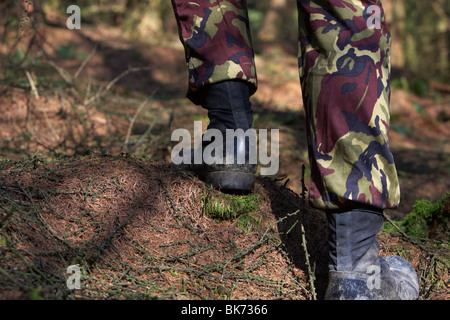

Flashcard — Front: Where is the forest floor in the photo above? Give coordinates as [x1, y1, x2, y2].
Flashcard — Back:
[0, 13, 448, 300]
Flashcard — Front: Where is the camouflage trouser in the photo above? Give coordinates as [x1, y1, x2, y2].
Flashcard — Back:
[171, 0, 400, 211]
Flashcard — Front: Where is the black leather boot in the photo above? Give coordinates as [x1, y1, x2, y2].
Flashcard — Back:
[325, 207, 419, 300]
[179, 80, 257, 193]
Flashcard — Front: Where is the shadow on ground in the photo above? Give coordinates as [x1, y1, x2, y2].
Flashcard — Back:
[0, 155, 447, 300]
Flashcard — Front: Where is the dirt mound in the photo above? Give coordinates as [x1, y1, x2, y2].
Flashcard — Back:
[0, 155, 447, 300]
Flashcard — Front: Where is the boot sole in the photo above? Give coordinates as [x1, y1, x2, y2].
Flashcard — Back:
[205, 171, 255, 193]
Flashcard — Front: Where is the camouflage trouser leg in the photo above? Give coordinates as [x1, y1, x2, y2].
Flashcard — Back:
[171, 0, 400, 210]
[170, 0, 257, 104]
[297, 0, 400, 210]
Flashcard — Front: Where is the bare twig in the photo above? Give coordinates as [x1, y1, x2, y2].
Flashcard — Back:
[86, 66, 153, 106]
[46, 60, 73, 86]
[17, 0, 33, 40]
[382, 213, 407, 237]
[25, 70, 39, 99]
[124, 99, 149, 152]
[301, 164, 308, 201]
[74, 44, 97, 80]
[300, 222, 316, 300]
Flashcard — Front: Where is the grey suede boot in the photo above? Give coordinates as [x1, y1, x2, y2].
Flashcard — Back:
[325, 207, 420, 300]
[179, 80, 257, 193]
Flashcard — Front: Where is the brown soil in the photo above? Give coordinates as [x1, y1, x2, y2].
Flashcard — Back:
[0, 155, 447, 300]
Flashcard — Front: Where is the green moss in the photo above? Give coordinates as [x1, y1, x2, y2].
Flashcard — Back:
[384, 192, 449, 241]
[203, 189, 261, 222]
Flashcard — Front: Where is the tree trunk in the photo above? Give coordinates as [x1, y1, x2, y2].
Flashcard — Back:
[383, 0, 406, 70]
[258, 0, 296, 42]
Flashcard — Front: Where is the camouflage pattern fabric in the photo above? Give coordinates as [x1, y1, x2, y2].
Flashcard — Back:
[171, 0, 400, 211]
[171, 0, 257, 104]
